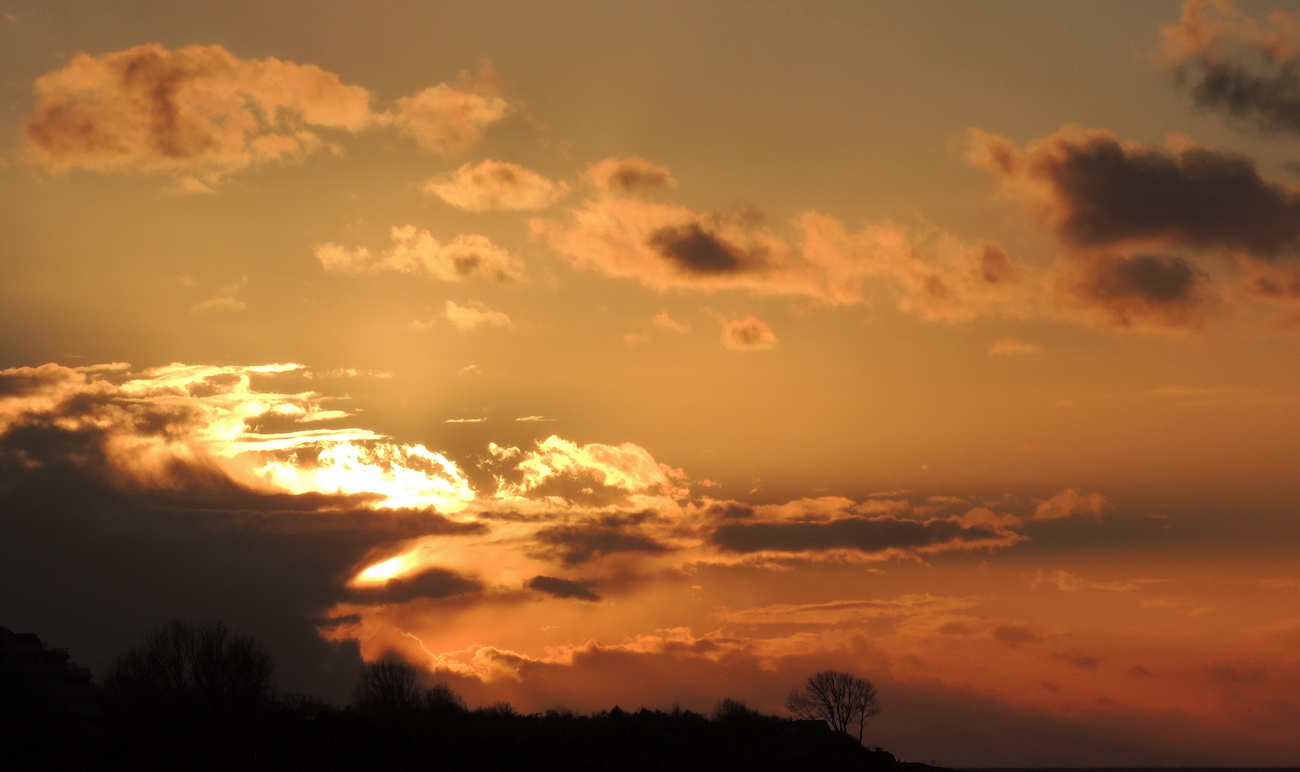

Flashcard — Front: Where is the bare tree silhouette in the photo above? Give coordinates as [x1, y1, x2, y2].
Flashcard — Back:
[352, 654, 424, 716]
[786, 670, 880, 742]
[105, 620, 273, 715]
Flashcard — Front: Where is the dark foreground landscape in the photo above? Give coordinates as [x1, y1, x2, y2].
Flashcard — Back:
[3, 623, 931, 771]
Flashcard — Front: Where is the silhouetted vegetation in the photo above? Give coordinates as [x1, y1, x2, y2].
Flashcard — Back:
[787, 669, 881, 742]
[3, 620, 927, 771]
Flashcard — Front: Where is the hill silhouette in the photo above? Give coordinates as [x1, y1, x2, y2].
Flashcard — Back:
[3, 622, 946, 771]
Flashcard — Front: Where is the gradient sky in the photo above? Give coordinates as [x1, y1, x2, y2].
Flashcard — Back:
[2, 1, 1299, 766]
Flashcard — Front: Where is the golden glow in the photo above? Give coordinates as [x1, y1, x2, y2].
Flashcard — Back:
[253, 440, 475, 511]
[353, 554, 418, 585]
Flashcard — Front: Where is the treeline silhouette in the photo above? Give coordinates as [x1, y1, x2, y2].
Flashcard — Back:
[3, 621, 912, 771]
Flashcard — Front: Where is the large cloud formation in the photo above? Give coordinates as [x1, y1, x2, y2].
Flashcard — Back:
[533, 159, 1033, 321]
[315, 225, 523, 282]
[425, 160, 568, 212]
[5, 361, 1292, 766]
[968, 125, 1300, 258]
[21, 44, 509, 184]
[966, 124, 1300, 329]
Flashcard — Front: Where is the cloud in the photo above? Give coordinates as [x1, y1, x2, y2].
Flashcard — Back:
[383, 84, 507, 155]
[21, 45, 510, 182]
[711, 513, 1023, 560]
[0, 362, 475, 512]
[651, 311, 689, 334]
[534, 190, 1032, 319]
[1033, 489, 1106, 521]
[1056, 252, 1210, 330]
[22, 44, 370, 179]
[992, 624, 1039, 648]
[425, 160, 567, 211]
[647, 221, 765, 276]
[495, 435, 687, 503]
[534, 522, 670, 566]
[625, 311, 690, 346]
[351, 566, 483, 604]
[443, 300, 512, 331]
[190, 296, 248, 314]
[717, 595, 978, 627]
[988, 338, 1043, 356]
[721, 315, 776, 351]
[585, 156, 677, 196]
[526, 575, 600, 602]
[1161, 0, 1300, 136]
[315, 225, 523, 282]
[969, 124, 1300, 259]
[1035, 569, 1147, 593]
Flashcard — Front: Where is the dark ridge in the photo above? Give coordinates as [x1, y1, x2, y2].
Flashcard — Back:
[3, 622, 946, 771]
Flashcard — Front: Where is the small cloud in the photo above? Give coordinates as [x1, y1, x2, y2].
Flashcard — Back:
[425, 160, 567, 212]
[316, 225, 523, 282]
[383, 78, 508, 155]
[721, 315, 776, 351]
[190, 296, 247, 315]
[515, 415, 556, 423]
[651, 311, 689, 334]
[444, 300, 512, 332]
[165, 176, 217, 196]
[993, 624, 1038, 648]
[988, 338, 1043, 357]
[1033, 489, 1105, 521]
[444, 417, 488, 424]
[584, 156, 677, 196]
[526, 575, 600, 602]
[1258, 578, 1300, 592]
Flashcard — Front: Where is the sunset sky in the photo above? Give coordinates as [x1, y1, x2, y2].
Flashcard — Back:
[2, 1, 1300, 766]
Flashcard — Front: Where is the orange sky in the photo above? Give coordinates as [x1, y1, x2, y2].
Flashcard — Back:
[1, 1, 1298, 766]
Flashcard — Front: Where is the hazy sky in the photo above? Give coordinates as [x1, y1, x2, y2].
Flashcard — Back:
[2, 1, 1299, 766]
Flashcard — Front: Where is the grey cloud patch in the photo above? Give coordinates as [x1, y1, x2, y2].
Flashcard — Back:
[1044, 137, 1300, 256]
[534, 523, 669, 566]
[993, 624, 1038, 648]
[1060, 253, 1207, 330]
[646, 223, 756, 275]
[971, 127, 1300, 259]
[1182, 59, 1300, 135]
[711, 515, 1003, 555]
[526, 575, 600, 602]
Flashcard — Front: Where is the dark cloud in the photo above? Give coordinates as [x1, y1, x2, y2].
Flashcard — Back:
[711, 516, 1003, 555]
[534, 523, 669, 566]
[1056, 652, 1101, 670]
[1164, 1, 1300, 137]
[1059, 253, 1207, 329]
[526, 575, 600, 602]
[1204, 662, 1267, 684]
[703, 501, 756, 520]
[1182, 59, 1300, 135]
[1046, 139, 1300, 256]
[646, 223, 757, 275]
[971, 127, 1300, 259]
[586, 156, 677, 195]
[992, 624, 1038, 648]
